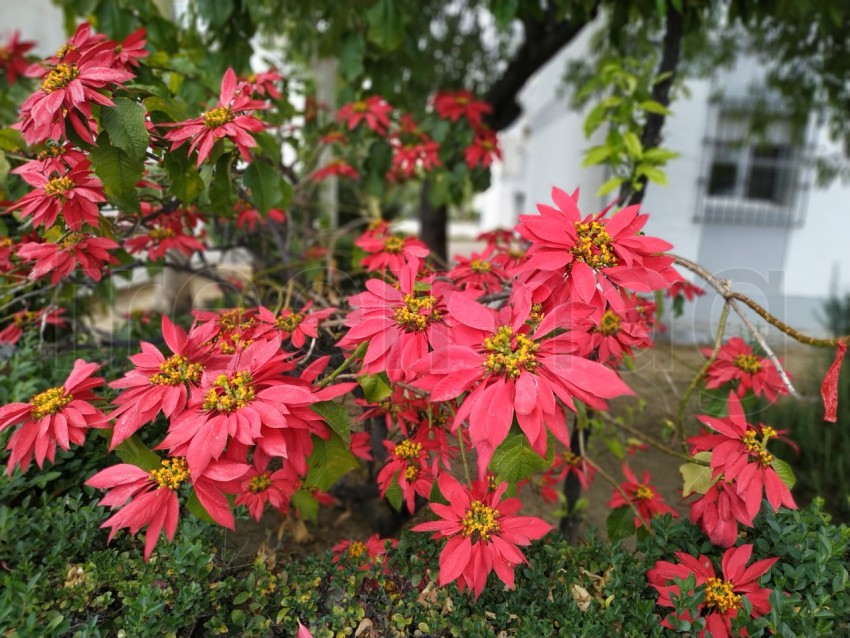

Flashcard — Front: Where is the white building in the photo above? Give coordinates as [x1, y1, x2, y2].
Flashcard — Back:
[479, 24, 847, 343]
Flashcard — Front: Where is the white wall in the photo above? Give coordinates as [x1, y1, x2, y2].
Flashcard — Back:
[2, 0, 66, 55]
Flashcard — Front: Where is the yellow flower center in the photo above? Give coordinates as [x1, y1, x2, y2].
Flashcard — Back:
[352, 100, 368, 113]
[59, 232, 84, 249]
[248, 472, 272, 493]
[563, 451, 582, 467]
[733, 354, 762, 374]
[203, 105, 234, 128]
[455, 95, 469, 105]
[461, 500, 500, 541]
[30, 386, 72, 420]
[597, 310, 622, 336]
[530, 303, 545, 324]
[383, 235, 405, 253]
[38, 145, 66, 160]
[635, 484, 654, 500]
[347, 541, 367, 559]
[41, 63, 79, 93]
[483, 325, 539, 379]
[55, 44, 76, 61]
[0, 237, 13, 248]
[275, 311, 304, 333]
[481, 140, 494, 151]
[704, 577, 742, 614]
[43, 176, 74, 198]
[572, 221, 618, 269]
[742, 428, 775, 467]
[149, 227, 176, 241]
[150, 457, 190, 490]
[202, 371, 256, 413]
[394, 439, 422, 461]
[394, 293, 440, 332]
[14, 310, 40, 327]
[404, 465, 419, 481]
[149, 353, 204, 386]
[470, 259, 491, 273]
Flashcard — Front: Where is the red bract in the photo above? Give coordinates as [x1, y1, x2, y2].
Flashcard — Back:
[16, 233, 119, 283]
[124, 215, 205, 261]
[608, 465, 677, 528]
[689, 392, 796, 520]
[113, 28, 148, 69]
[164, 67, 266, 166]
[0, 359, 107, 475]
[412, 473, 551, 599]
[0, 32, 36, 85]
[239, 69, 283, 99]
[13, 143, 88, 181]
[336, 96, 392, 134]
[390, 139, 441, 179]
[448, 246, 506, 294]
[256, 302, 335, 349]
[355, 230, 429, 276]
[11, 160, 105, 230]
[234, 458, 299, 521]
[310, 159, 360, 182]
[647, 544, 779, 638]
[702, 337, 789, 402]
[15, 30, 135, 144]
[667, 279, 705, 301]
[108, 316, 222, 448]
[464, 128, 501, 169]
[582, 289, 654, 365]
[337, 262, 449, 383]
[548, 450, 595, 490]
[413, 286, 632, 475]
[332, 534, 397, 570]
[514, 186, 676, 303]
[233, 200, 285, 231]
[376, 437, 437, 513]
[688, 476, 753, 548]
[0, 307, 65, 345]
[821, 340, 846, 422]
[433, 90, 491, 128]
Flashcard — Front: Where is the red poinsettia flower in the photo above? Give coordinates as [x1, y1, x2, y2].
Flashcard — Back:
[113, 28, 148, 69]
[337, 261, 450, 383]
[15, 27, 135, 144]
[647, 544, 779, 638]
[13, 143, 88, 182]
[123, 212, 206, 261]
[332, 534, 397, 569]
[389, 138, 441, 179]
[608, 465, 677, 528]
[433, 90, 491, 128]
[0, 31, 36, 85]
[514, 186, 677, 304]
[448, 246, 506, 294]
[233, 199, 285, 231]
[702, 337, 788, 402]
[16, 233, 119, 283]
[354, 229, 429, 277]
[256, 302, 335, 349]
[336, 96, 392, 134]
[413, 286, 632, 475]
[10, 160, 106, 230]
[582, 289, 654, 366]
[0, 307, 65, 345]
[310, 159, 360, 182]
[164, 67, 266, 166]
[412, 473, 551, 599]
[192, 306, 261, 355]
[688, 475, 753, 548]
[238, 69, 283, 99]
[0, 359, 107, 475]
[376, 436, 438, 513]
[235, 458, 299, 521]
[108, 316, 222, 447]
[464, 128, 501, 169]
[667, 279, 705, 301]
[548, 450, 595, 490]
[689, 392, 797, 520]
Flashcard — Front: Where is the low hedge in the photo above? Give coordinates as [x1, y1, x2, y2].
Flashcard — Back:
[1, 480, 847, 638]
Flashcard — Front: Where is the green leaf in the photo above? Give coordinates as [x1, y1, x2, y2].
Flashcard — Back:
[186, 491, 217, 525]
[311, 401, 351, 446]
[100, 97, 150, 161]
[636, 164, 668, 185]
[679, 452, 715, 496]
[89, 134, 142, 212]
[622, 131, 643, 158]
[113, 434, 161, 471]
[772, 458, 797, 489]
[597, 176, 625, 196]
[305, 432, 359, 491]
[642, 147, 679, 163]
[244, 160, 283, 214]
[0, 128, 24, 152]
[232, 592, 250, 605]
[492, 0, 519, 29]
[385, 479, 403, 512]
[198, 0, 235, 29]
[583, 145, 612, 167]
[165, 150, 204, 203]
[640, 100, 672, 116]
[144, 96, 192, 122]
[358, 372, 392, 403]
[339, 33, 365, 81]
[606, 506, 634, 542]
[584, 104, 609, 138]
[489, 432, 554, 483]
[208, 154, 234, 215]
[0, 152, 9, 183]
[366, 0, 405, 50]
[291, 489, 319, 522]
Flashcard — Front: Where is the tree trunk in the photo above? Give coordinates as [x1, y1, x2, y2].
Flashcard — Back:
[419, 180, 448, 262]
[559, 420, 587, 543]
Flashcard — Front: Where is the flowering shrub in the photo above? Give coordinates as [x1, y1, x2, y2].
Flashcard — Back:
[0, 9, 848, 636]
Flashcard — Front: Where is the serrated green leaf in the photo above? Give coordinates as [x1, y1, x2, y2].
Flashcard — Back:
[305, 432, 358, 491]
[291, 489, 319, 522]
[186, 491, 217, 524]
[385, 479, 403, 512]
[772, 458, 796, 489]
[89, 134, 142, 212]
[606, 506, 634, 542]
[623, 131, 643, 158]
[366, 0, 405, 50]
[113, 434, 161, 471]
[244, 160, 283, 214]
[358, 372, 392, 403]
[583, 144, 612, 167]
[679, 451, 715, 496]
[597, 176, 625, 196]
[311, 401, 351, 446]
[489, 432, 554, 483]
[101, 97, 150, 161]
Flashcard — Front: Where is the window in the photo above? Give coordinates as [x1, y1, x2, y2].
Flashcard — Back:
[697, 101, 807, 227]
